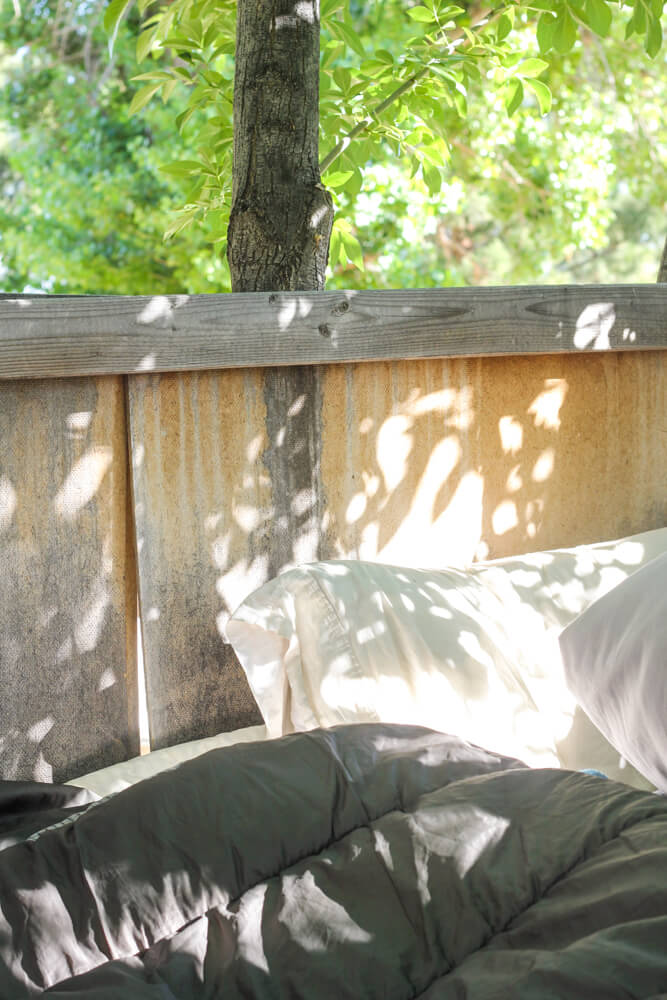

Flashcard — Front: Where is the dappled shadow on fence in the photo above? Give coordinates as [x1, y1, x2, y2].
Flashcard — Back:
[120, 341, 666, 755]
[1, 297, 665, 776]
[0, 377, 138, 783]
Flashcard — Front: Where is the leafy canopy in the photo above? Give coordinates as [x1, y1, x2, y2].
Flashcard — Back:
[0, 1, 664, 292]
[105, 0, 665, 271]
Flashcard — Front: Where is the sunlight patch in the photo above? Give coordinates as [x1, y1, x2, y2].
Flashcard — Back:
[410, 803, 511, 883]
[279, 872, 372, 953]
[0, 475, 17, 533]
[528, 379, 568, 430]
[54, 447, 112, 520]
[498, 416, 523, 455]
[492, 499, 518, 536]
[573, 302, 615, 350]
[532, 447, 555, 483]
[236, 884, 270, 973]
[27, 716, 55, 743]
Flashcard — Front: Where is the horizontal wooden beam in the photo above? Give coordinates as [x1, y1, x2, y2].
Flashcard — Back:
[0, 285, 665, 380]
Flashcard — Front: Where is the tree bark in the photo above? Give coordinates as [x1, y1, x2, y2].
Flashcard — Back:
[228, 0, 334, 292]
[658, 233, 667, 283]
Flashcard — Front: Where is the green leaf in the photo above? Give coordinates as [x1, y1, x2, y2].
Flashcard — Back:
[585, 0, 612, 37]
[517, 58, 549, 78]
[504, 77, 524, 116]
[633, 4, 647, 35]
[322, 170, 354, 189]
[340, 228, 365, 270]
[496, 12, 513, 42]
[131, 71, 173, 82]
[104, 0, 133, 56]
[420, 143, 447, 166]
[645, 16, 663, 57]
[176, 105, 199, 133]
[164, 208, 200, 241]
[423, 162, 441, 196]
[171, 66, 193, 82]
[407, 6, 436, 22]
[329, 225, 342, 268]
[136, 26, 157, 62]
[330, 18, 367, 59]
[161, 78, 179, 102]
[159, 160, 204, 177]
[553, 8, 578, 54]
[333, 66, 352, 93]
[360, 58, 393, 79]
[321, 0, 344, 18]
[128, 81, 163, 115]
[537, 11, 557, 52]
[321, 40, 345, 69]
[524, 78, 552, 115]
[202, 22, 220, 49]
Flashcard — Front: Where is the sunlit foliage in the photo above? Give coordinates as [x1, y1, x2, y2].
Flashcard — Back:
[0, 0, 664, 292]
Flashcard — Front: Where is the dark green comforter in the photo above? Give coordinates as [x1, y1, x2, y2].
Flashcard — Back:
[0, 724, 665, 998]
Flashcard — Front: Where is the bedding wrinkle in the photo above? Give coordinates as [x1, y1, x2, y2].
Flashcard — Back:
[2, 725, 667, 998]
[308, 571, 368, 713]
[410, 772, 667, 998]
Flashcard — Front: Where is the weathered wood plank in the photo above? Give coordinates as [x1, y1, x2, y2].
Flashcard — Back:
[127, 370, 266, 749]
[318, 350, 667, 567]
[0, 377, 139, 782]
[127, 363, 333, 749]
[1, 285, 665, 380]
[127, 348, 665, 752]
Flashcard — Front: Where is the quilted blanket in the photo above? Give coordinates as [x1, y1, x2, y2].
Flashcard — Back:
[0, 724, 666, 998]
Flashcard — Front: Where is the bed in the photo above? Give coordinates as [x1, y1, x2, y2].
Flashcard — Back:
[1, 529, 666, 997]
[1, 289, 666, 995]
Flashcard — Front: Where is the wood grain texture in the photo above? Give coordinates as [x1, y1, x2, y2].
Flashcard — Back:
[127, 370, 266, 749]
[0, 376, 139, 782]
[658, 235, 667, 283]
[127, 348, 665, 752]
[127, 364, 334, 748]
[318, 350, 667, 568]
[1, 285, 665, 380]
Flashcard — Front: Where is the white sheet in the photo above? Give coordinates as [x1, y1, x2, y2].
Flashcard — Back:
[68, 725, 267, 797]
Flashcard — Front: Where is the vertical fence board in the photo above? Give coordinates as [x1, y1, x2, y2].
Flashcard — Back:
[128, 370, 266, 749]
[0, 376, 138, 782]
[128, 364, 335, 750]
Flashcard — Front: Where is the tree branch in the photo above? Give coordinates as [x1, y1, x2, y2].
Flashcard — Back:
[319, 5, 504, 175]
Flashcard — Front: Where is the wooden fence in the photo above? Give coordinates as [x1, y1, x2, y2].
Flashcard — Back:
[1, 286, 665, 781]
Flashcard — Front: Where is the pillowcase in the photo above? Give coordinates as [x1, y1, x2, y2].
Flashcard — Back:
[227, 528, 667, 786]
[560, 550, 667, 793]
[228, 560, 544, 766]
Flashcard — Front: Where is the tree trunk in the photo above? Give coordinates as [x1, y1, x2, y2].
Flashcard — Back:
[658, 234, 667, 283]
[228, 0, 334, 292]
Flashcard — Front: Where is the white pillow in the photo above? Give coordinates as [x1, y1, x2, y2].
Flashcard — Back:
[560, 550, 667, 793]
[227, 528, 667, 786]
[229, 561, 544, 764]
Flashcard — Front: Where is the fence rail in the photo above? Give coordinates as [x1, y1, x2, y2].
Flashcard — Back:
[1, 285, 665, 380]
